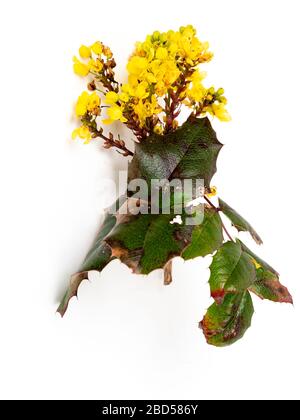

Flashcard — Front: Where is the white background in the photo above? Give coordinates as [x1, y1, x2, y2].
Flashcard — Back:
[0, 0, 300, 400]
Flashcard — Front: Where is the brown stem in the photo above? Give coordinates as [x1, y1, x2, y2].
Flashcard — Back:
[204, 195, 234, 242]
[92, 129, 134, 157]
[164, 69, 194, 134]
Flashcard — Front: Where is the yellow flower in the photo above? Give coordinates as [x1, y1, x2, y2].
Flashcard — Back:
[103, 105, 127, 124]
[79, 45, 91, 59]
[87, 92, 100, 113]
[186, 71, 207, 103]
[133, 95, 161, 127]
[75, 92, 100, 117]
[156, 47, 168, 60]
[73, 56, 89, 77]
[75, 91, 89, 116]
[119, 92, 129, 102]
[210, 103, 231, 122]
[127, 56, 148, 77]
[134, 81, 149, 99]
[206, 186, 217, 197]
[72, 125, 92, 143]
[91, 41, 102, 55]
[88, 59, 103, 73]
[105, 91, 119, 104]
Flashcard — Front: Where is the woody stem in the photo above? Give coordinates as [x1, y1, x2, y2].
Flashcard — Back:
[204, 195, 234, 242]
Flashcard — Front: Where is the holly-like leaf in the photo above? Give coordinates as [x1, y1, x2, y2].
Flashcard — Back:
[200, 291, 254, 346]
[236, 239, 292, 303]
[249, 270, 293, 303]
[182, 208, 223, 260]
[105, 205, 223, 274]
[57, 198, 124, 317]
[208, 241, 256, 303]
[128, 116, 223, 188]
[219, 198, 262, 245]
[237, 239, 278, 275]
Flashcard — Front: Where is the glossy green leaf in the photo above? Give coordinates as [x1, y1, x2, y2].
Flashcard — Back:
[236, 239, 292, 303]
[128, 117, 223, 188]
[237, 239, 278, 275]
[219, 198, 262, 245]
[200, 291, 254, 346]
[208, 241, 256, 303]
[182, 208, 223, 260]
[105, 205, 223, 274]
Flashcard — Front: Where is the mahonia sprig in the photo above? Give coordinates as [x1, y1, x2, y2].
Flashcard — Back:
[60, 26, 292, 348]
[72, 25, 230, 148]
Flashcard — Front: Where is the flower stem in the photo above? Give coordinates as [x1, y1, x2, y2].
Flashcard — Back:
[204, 195, 234, 242]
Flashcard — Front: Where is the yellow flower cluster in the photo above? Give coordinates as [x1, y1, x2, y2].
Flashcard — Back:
[102, 25, 229, 132]
[73, 41, 113, 77]
[71, 26, 231, 144]
[75, 91, 100, 117]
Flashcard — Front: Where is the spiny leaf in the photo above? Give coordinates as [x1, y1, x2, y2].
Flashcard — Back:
[128, 117, 223, 188]
[200, 291, 254, 347]
[219, 198, 262, 245]
[57, 199, 123, 317]
[208, 241, 256, 303]
[105, 205, 224, 275]
[105, 212, 183, 274]
[57, 271, 89, 317]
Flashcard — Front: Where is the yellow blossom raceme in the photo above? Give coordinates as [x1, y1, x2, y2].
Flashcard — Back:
[72, 125, 92, 143]
[79, 45, 91, 59]
[73, 56, 90, 77]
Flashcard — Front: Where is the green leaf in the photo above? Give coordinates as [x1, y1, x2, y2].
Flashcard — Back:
[236, 239, 292, 303]
[105, 205, 223, 274]
[219, 198, 262, 245]
[208, 241, 256, 303]
[56, 198, 124, 317]
[249, 270, 293, 303]
[237, 239, 278, 275]
[182, 208, 223, 260]
[200, 291, 254, 346]
[128, 117, 223, 188]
